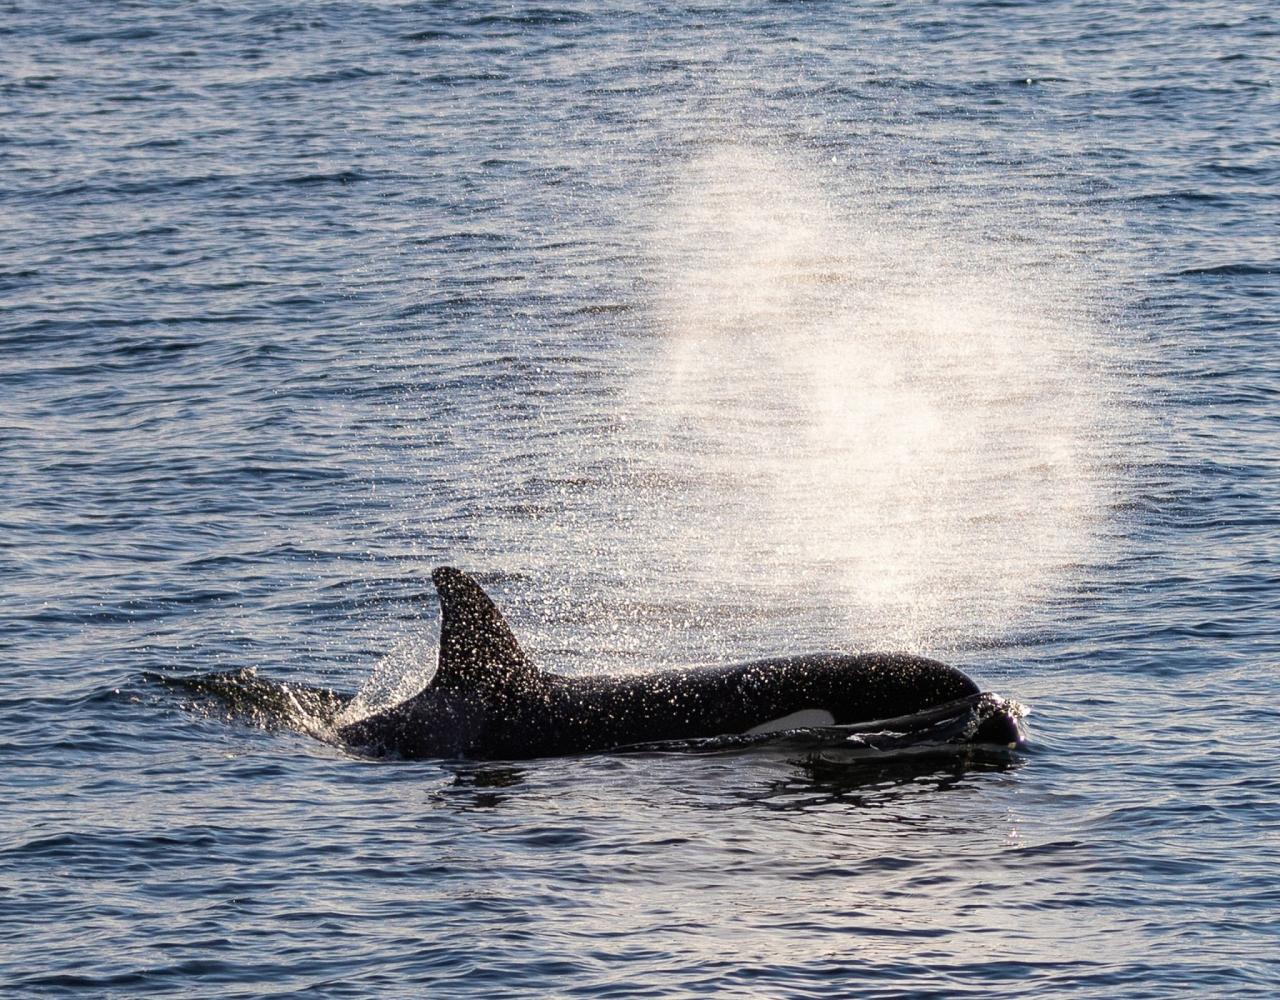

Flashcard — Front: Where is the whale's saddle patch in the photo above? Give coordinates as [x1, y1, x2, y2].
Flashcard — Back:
[431, 567, 539, 692]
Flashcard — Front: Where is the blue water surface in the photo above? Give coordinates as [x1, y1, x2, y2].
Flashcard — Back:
[2, 1, 1278, 996]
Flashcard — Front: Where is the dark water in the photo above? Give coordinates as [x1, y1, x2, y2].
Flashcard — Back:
[3, 1, 1278, 996]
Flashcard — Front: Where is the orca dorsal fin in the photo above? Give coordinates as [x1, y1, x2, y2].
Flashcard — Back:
[431, 567, 538, 693]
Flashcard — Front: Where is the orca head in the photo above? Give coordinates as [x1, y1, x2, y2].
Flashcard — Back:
[972, 696, 1029, 749]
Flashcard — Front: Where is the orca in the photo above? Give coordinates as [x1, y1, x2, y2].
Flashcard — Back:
[335, 567, 1027, 760]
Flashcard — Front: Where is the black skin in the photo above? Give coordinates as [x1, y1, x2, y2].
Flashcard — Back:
[337, 567, 1000, 761]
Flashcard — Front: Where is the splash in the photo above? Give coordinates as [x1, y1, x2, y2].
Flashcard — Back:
[153, 653, 437, 742]
[338, 630, 437, 725]
[612, 146, 1124, 651]
[151, 668, 352, 738]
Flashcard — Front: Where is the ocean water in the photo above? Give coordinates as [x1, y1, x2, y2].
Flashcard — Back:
[2, 0, 1278, 995]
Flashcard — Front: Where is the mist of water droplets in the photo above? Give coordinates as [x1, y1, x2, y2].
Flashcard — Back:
[372, 143, 1129, 699]
[606, 145, 1126, 652]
